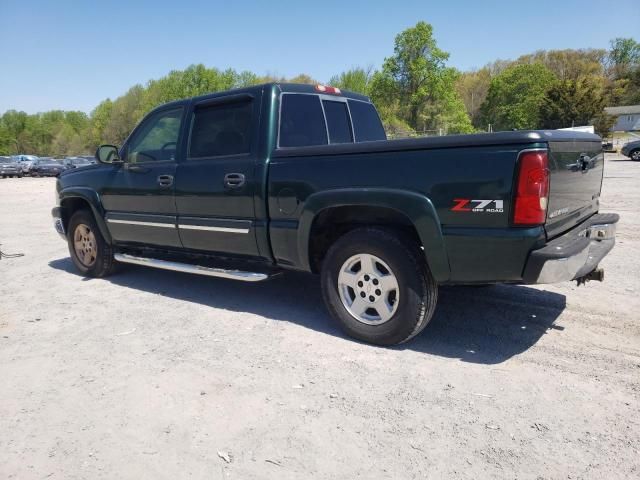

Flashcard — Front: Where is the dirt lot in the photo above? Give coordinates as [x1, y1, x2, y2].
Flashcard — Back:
[1, 154, 639, 479]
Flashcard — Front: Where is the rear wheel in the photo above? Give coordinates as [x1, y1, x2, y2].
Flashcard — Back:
[321, 227, 438, 345]
[630, 149, 640, 161]
[67, 209, 115, 278]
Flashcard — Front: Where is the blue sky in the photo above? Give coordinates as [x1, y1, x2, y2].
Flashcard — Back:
[1, 0, 638, 114]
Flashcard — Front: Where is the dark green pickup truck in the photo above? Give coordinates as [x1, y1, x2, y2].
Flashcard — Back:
[52, 83, 619, 345]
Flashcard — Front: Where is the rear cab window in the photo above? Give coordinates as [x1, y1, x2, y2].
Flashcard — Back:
[278, 91, 385, 148]
[322, 100, 353, 144]
[348, 100, 386, 142]
[279, 94, 327, 147]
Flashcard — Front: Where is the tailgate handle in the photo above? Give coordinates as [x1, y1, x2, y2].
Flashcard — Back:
[579, 153, 593, 172]
[566, 154, 593, 172]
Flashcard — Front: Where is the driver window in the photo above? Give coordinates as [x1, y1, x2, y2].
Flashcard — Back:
[126, 107, 183, 163]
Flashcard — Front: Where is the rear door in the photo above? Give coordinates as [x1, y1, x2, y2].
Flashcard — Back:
[174, 93, 261, 257]
[545, 139, 604, 239]
[101, 106, 184, 247]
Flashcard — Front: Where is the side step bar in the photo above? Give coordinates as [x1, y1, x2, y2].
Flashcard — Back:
[114, 253, 273, 282]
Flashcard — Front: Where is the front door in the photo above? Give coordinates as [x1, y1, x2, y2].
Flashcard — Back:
[174, 94, 260, 257]
[101, 106, 184, 248]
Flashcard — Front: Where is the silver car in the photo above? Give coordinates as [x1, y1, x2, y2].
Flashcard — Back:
[14, 154, 39, 173]
[0, 157, 23, 177]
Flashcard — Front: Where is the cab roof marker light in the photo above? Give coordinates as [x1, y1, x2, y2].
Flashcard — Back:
[315, 85, 341, 95]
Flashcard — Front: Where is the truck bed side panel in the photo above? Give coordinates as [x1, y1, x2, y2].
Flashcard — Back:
[269, 142, 538, 282]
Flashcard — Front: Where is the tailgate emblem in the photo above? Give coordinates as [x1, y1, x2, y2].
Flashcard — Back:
[451, 199, 504, 213]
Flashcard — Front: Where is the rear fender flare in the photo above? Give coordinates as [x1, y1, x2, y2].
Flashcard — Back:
[298, 188, 450, 282]
[60, 187, 112, 244]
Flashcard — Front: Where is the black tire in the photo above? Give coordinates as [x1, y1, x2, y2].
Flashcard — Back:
[321, 227, 438, 346]
[67, 209, 116, 278]
[630, 149, 640, 161]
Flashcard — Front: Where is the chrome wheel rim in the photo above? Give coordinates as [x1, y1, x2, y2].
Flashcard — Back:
[632, 151, 640, 161]
[73, 223, 97, 267]
[337, 253, 399, 325]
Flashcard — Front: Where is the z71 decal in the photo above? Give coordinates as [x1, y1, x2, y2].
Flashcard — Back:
[451, 199, 504, 213]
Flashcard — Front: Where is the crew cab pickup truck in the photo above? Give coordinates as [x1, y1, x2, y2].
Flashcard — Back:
[52, 83, 619, 345]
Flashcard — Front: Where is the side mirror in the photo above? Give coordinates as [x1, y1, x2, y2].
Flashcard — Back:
[96, 145, 122, 164]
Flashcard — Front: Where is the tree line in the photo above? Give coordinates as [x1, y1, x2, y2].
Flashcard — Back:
[0, 22, 638, 156]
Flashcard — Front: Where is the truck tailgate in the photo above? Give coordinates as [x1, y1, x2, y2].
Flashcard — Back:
[545, 140, 604, 239]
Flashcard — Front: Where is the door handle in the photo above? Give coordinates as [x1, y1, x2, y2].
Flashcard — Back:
[224, 173, 246, 189]
[157, 175, 174, 187]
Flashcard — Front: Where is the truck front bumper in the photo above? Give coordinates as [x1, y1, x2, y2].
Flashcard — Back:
[51, 207, 66, 240]
[522, 213, 619, 284]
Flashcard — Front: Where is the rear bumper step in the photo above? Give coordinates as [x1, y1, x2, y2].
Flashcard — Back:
[522, 213, 619, 284]
[114, 253, 276, 282]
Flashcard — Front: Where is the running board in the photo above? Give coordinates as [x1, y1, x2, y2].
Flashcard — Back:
[114, 253, 273, 282]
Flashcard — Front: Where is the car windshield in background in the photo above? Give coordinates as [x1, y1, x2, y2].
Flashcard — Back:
[0, 158, 12, 163]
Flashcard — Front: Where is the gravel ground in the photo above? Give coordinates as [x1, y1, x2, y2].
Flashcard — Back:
[1, 154, 639, 479]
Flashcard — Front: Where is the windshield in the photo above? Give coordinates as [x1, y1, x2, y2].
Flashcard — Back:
[0, 158, 12, 164]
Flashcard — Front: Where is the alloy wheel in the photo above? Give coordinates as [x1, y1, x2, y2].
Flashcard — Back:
[337, 253, 400, 325]
[73, 223, 97, 267]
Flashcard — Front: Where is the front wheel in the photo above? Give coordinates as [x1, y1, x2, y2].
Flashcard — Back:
[67, 209, 116, 278]
[321, 227, 438, 346]
[630, 149, 640, 161]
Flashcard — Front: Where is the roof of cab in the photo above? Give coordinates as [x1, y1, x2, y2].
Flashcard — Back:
[148, 83, 372, 115]
[275, 83, 371, 102]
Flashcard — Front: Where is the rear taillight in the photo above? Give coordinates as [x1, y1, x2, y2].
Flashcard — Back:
[513, 150, 550, 226]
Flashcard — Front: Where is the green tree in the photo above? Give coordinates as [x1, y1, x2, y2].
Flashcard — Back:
[517, 49, 606, 80]
[371, 21, 473, 134]
[480, 63, 557, 130]
[607, 38, 640, 79]
[287, 73, 318, 85]
[328, 67, 374, 95]
[539, 77, 606, 129]
[456, 67, 491, 126]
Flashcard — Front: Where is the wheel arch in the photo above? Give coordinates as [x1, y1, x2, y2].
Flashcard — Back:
[59, 188, 112, 244]
[298, 188, 450, 282]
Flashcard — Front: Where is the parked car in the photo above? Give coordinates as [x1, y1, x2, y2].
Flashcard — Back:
[32, 159, 66, 177]
[621, 139, 640, 161]
[0, 156, 23, 177]
[62, 157, 93, 169]
[14, 154, 39, 174]
[52, 83, 619, 346]
[77, 155, 97, 164]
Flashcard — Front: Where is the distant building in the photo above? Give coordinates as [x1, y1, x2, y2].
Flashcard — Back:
[604, 105, 640, 132]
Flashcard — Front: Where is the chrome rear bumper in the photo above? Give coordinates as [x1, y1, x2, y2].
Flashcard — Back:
[522, 213, 619, 284]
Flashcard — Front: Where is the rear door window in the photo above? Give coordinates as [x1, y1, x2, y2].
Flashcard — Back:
[322, 100, 353, 144]
[279, 94, 327, 147]
[348, 100, 386, 142]
[189, 100, 252, 158]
